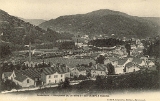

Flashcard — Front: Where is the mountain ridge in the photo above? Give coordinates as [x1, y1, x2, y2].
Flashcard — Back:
[39, 9, 160, 39]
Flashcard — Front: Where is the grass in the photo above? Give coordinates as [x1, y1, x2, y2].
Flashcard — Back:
[33, 57, 95, 67]
[3, 73, 160, 96]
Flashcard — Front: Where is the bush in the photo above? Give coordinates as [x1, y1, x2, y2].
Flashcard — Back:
[1, 79, 21, 91]
[58, 78, 70, 89]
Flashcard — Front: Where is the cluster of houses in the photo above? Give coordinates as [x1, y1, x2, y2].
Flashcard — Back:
[1, 36, 157, 89]
[2, 65, 70, 88]
[2, 53, 156, 88]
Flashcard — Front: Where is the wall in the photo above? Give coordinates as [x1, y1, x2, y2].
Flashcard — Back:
[126, 66, 140, 73]
[45, 72, 65, 84]
[22, 78, 35, 87]
[115, 67, 124, 74]
[13, 77, 34, 88]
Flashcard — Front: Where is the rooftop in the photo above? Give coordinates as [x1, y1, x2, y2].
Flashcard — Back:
[91, 64, 107, 71]
[42, 66, 70, 75]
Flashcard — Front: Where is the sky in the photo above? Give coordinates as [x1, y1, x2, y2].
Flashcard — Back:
[0, 0, 160, 20]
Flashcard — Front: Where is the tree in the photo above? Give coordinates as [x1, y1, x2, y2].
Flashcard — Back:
[87, 72, 91, 77]
[125, 43, 131, 56]
[96, 55, 105, 64]
[88, 62, 93, 67]
[2, 79, 18, 91]
[0, 42, 11, 58]
[58, 77, 70, 89]
[107, 63, 115, 75]
[15, 83, 22, 92]
[59, 41, 75, 50]
[95, 75, 104, 88]
[78, 75, 87, 80]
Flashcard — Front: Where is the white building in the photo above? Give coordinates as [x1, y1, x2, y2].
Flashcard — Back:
[125, 62, 140, 73]
[70, 66, 87, 77]
[41, 66, 70, 85]
[91, 64, 108, 77]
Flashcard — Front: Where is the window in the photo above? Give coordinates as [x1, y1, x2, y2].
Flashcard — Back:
[49, 80, 51, 83]
[61, 75, 63, 77]
[55, 80, 56, 83]
[101, 71, 102, 74]
[61, 79, 63, 82]
[48, 75, 51, 78]
[27, 79, 29, 83]
[54, 75, 58, 78]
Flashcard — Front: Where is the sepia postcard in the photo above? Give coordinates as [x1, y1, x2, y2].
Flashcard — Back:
[0, 0, 160, 101]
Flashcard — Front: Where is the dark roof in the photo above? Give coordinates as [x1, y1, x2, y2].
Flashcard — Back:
[15, 69, 41, 80]
[125, 62, 133, 67]
[42, 66, 70, 75]
[14, 72, 28, 82]
[3, 72, 13, 78]
[118, 58, 128, 65]
[132, 58, 142, 64]
[77, 66, 87, 72]
[106, 56, 118, 62]
[22, 69, 41, 79]
[91, 64, 107, 71]
[125, 62, 139, 68]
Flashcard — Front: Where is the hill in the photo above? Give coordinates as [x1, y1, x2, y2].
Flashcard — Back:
[39, 9, 160, 39]
[0, 9, 46, 45]
[0, 9, 73, 47]
[142, 17, 160, 26]
[20, 18, 46, 26]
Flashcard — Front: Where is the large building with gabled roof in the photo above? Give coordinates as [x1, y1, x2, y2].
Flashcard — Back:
[41, 66, 70, 85]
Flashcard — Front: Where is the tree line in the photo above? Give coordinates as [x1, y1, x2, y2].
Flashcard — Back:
[88, 38, 125, 47]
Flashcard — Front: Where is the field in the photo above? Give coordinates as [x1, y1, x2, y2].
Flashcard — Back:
[33, 57, 95, 67]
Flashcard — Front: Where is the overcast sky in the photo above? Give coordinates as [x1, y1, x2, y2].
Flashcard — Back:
[0, 0, 160, 20]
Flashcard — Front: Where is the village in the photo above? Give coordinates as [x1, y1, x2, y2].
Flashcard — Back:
[1, 34, 157, 93]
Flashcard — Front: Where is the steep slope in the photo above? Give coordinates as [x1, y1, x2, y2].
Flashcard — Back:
[0, 9, 46, 45]
[39, 9, 160, 39]
[0, 10, 73, 45]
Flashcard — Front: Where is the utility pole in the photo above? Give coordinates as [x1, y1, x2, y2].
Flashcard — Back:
[28, 28, 32, 67]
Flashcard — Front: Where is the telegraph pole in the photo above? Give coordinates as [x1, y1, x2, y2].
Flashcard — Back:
[28, 28, 32, 67]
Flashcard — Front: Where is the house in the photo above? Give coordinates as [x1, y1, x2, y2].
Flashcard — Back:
[24, 61, 37, 68]
[136, 47, 144, 54]
[20, 69, 41, 83]
[13, 69, 42, 87]
[146, 60, 155, 67]
[70, 66, 87, 77]
[91, 64, 108, 77]
[132, 57, 143, 66]
[117, 58, 128, 67]
[115, 58, 129, 74]
[104, 56, 118, 66]
[131, 44, 137, 49]
[41, 66, 70, 85]
[13, 72, 35, 87]
[125, 62, 140, 73]
[112, 49, 124, 56]
[2, 71, 16, 81]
